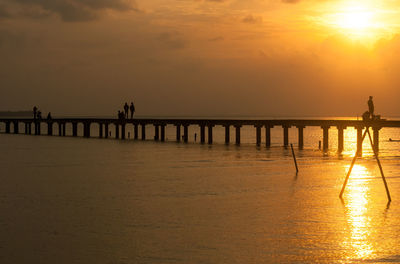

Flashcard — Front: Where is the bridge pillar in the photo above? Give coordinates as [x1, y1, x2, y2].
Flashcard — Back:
[337, 126, 345, 153]
[47, 122, 53, 136]
[14, 122, 19, 134]
[58, 123, 62, 136]
[255, 125, 262, 146]
[235, 125, 241, 145]
[283, 125, 290, 147]
[224, 125, 230, 144]
[121, 124, 126, 140]
[84, 123, 91, 138]
[134, 124, 138, 139]
[175, 125, 181, 142]
[373, 127, 380, 153]
[115, 124, 120, 139]
[208, 125, 214, 144]
[24, 123, 28, 134]
[154, 125, 159, 141]
[105, 123, 109, 138]
[72, 122, 78, 137]
[28, 123, 32, 135]
[5, 122, 10, 134]
[322, 126, 330, 151]
[160, 125, 166, 142]
[200, 125, 205, 143]
[62, 123, 66, 136]
[356, 126, 363, 155]
[141, 124, 146, 140]
[297, 126, 304, 149]
[99, 124, 103, 138]
[265, 125, 272, 147]
[183, 125, 189, 143]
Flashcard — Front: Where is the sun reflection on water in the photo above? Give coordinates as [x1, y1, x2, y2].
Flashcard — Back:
[342, 164, 375, 260]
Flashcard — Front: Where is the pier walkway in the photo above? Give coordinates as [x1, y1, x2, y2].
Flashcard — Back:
[1, 118, 399, 152]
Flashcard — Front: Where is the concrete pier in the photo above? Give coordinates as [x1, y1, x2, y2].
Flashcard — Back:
[2, 118, 399, 153]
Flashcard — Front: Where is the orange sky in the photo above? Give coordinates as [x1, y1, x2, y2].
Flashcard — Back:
[1, 0, 400, 117]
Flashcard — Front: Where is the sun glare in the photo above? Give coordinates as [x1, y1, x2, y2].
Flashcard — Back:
[320, 1, 391, 43]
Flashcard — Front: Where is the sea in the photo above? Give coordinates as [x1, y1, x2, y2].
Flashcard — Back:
[1, 117, 400, 264]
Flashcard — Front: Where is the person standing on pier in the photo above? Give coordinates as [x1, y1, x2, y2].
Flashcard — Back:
[124, 103, 129, 119]
[33, 106, 38, 120]
[368, 96, 374, 119]
[130, 101, 135, 119]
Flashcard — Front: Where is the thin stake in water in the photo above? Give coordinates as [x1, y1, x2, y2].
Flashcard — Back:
[291, 143, 299, 173]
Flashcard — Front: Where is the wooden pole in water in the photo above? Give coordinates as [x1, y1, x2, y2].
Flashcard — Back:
[339, 127, 369, 199]
[367, 129, 391, 202]
[290, 143, 299, 173]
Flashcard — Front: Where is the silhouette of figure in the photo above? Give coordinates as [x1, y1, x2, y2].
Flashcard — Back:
[129, 102, 135, 119]
[37, 111, 42, 120]
[368, 96, 374, 119]
[124, 103, 129, 119]
[118, 110, 122, 120]
[33, 106, 38, 120]
[362, 111, 370, 122]
[47, 112, 52, 120]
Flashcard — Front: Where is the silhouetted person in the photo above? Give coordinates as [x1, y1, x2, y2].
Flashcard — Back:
[130, 102, 135, 119]
[37, 111, 42, 120]
[368, 96, 374, 119]
[33, 106, 38, 120]
[124, 103, 129, 119]
[47, 112, 52, 120]
[118, 110, 122, 120]
[362, 111, 370, 122]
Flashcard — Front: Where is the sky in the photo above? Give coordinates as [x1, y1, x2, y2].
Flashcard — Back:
[1, 0, 400, 117]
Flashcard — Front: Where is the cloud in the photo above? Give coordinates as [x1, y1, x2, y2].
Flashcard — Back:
[242, 14, 263, 24]
[157, 32, 187, 50]
[282, 0, 301, 3]
[1, 0, 138, 22]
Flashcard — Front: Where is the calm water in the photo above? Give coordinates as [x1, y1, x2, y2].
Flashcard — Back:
[1, 123, 400, 263]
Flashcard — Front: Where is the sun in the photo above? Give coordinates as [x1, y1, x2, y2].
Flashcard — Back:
[319, 1, 390, 42]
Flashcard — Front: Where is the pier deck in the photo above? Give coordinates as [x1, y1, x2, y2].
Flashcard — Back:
[1, 118, 399, 152]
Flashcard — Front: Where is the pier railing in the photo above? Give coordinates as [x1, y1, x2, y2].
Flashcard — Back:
[1, 118, 399, 152]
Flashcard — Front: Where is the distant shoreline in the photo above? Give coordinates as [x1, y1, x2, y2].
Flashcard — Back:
[0, 111, 32, 117]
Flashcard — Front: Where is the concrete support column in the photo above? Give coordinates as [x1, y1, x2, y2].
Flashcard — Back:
[105, 124, 109, 138]
[208, 125, 213, 144]
[47, 122, 53, 136]
[134, 124, 138, 139]
[28, 123, 32, 135]
[160, 125, 166, 142]
[255, 125, 262, 146]
[14, 122, 19, 134]
[265, 126, 272, 147]
[141, 124, 146, 140]
[200, 125, 205, 144]
[115, 124, 120, 139]
[337, 126, 345, 153]
[356, 126, 363, 155]
[5, 122, 10, 134]
[235, 125, 241, 145]
[297, 126, 304, 150]
[224, 125, 230, 144]
[58, 123, 62, 136]
[154, 125, 159, 141]
[99, 124, 103, 138]
[176, 125, 181, 142]
[322, 126, 329, 151]
[84, 123, 91, 138]
[183, 125, 189, 143]
[62, 123, 66, 136]
[24, 123, 28, 134]
[283, 126, 290, 147]
[121, 124, 126, 139]
[373, 127, 380, 153]
[72, 123, 78, 137]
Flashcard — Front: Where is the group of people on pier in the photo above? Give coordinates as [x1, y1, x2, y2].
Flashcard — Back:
[118, 101, 135, 120]
[33, 106, 52, 120]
